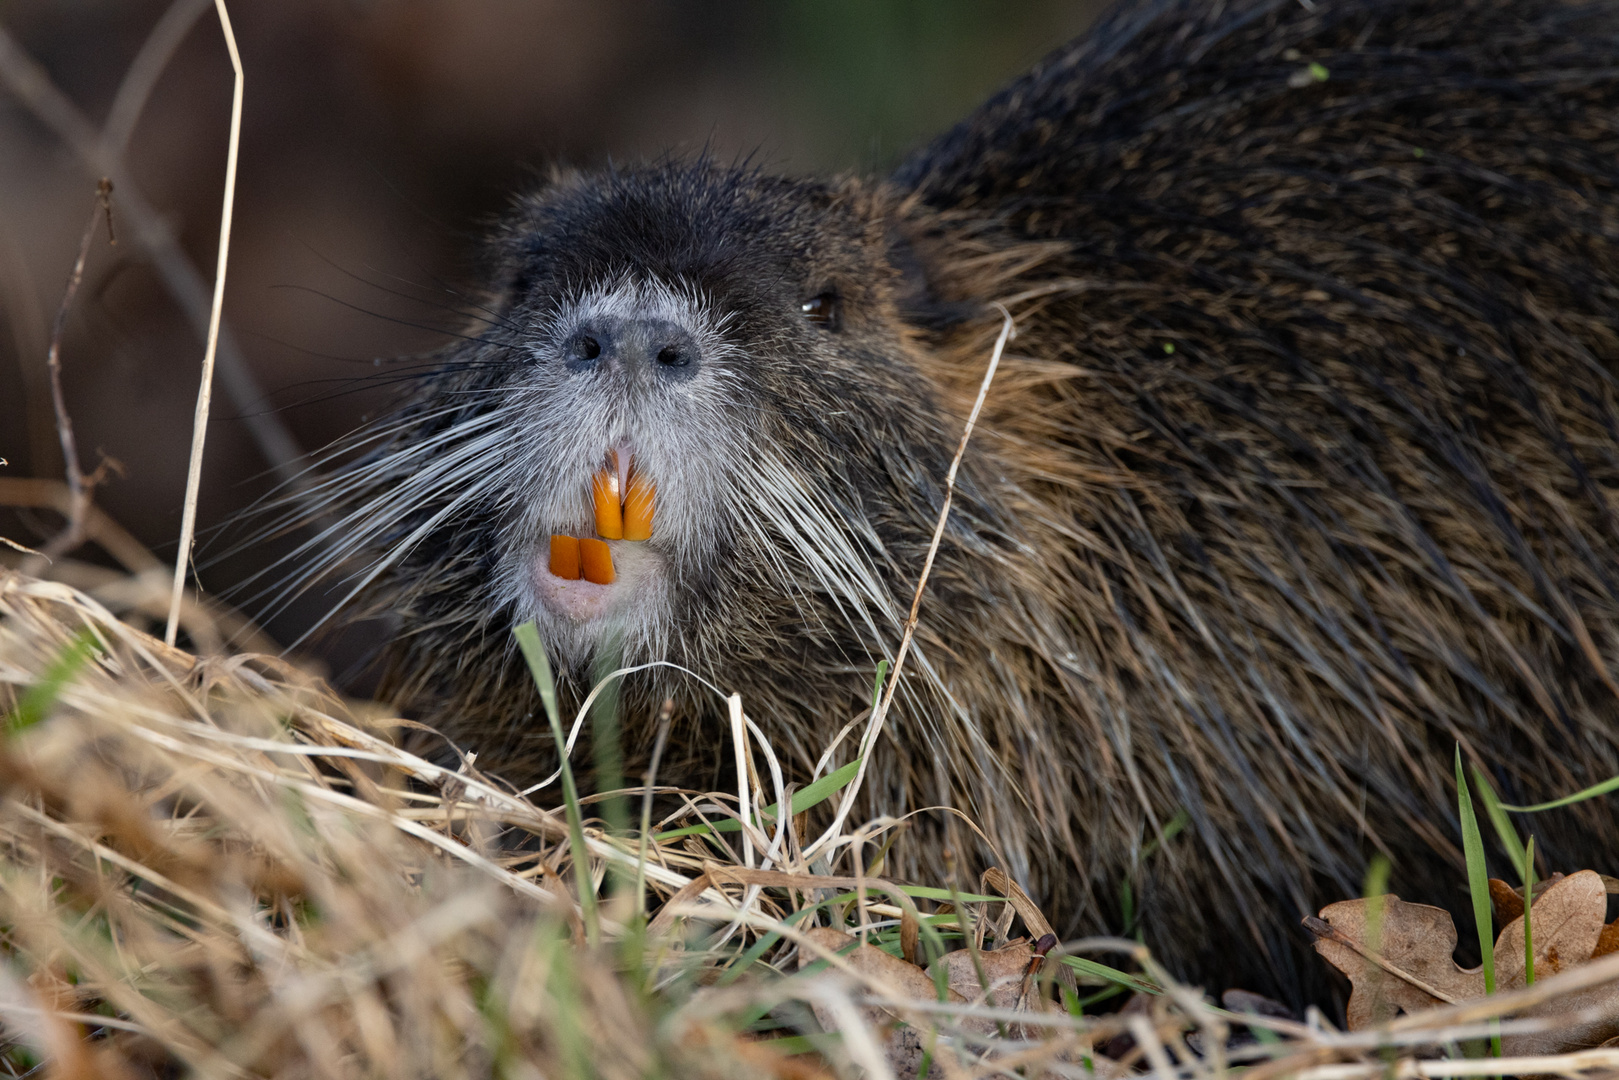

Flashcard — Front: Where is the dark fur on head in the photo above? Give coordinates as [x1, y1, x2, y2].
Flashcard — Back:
[294, 0, 1619, 1003]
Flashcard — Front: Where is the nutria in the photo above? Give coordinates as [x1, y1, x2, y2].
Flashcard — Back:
[283, 0, 1619, 1003]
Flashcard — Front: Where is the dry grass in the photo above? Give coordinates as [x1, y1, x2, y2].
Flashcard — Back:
[1, 569, 1619, 1079]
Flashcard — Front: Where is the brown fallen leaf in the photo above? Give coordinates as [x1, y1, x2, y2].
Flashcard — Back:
[1311, 896, 1485, 1028]
[1508, 979, 1619, 1056]
[929, 939, 1034, 1009]
[1495, 871, 1606, 988]
[798, 927, 962, 1078]
[1490, 872, 1573, 927]
[899, 908, 920, 967]
[1495, 872, 1619, 1056]
[1310, 869, 1619, 1054]
[1594, 919, 1619, 960]
[1490, 878, 1525, 925]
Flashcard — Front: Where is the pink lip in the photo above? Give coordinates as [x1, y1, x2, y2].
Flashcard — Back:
[531, 538, 660, 622]
[533, 553, 617, 621]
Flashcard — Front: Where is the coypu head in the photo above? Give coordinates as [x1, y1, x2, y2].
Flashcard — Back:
[296, 162, 1011, 730]
[477, 164, 977, 678]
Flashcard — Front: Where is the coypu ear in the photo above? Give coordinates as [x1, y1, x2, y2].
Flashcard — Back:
[886, 224, 977, 331]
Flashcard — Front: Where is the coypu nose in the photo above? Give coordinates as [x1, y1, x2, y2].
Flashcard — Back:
[561, 316, 699, 382]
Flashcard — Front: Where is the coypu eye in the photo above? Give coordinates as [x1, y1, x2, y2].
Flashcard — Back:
[800, 292, 841, 330]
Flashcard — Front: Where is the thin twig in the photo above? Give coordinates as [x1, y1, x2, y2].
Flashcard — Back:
[0, 19, 306, 487]
[2, 478, 163, 576]
[165, 0, 243, 647]
[0, 536, 41, 557]
[1289, 1050, 1619, 1080]
[803, 305, 1016, 862]
[38, 180, 114, 562]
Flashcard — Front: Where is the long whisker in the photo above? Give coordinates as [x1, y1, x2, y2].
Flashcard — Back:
[268, 284, 518, 347]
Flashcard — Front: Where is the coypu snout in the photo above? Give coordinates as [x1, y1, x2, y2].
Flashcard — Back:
[498, 276, 744, 674]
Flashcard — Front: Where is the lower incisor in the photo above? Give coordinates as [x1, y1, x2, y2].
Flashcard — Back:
[579, 538, 615, 584]
[548, 535, 582, 581]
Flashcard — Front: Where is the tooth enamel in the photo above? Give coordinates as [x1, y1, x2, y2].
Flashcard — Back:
[591, 470, 623, 539]
[623, 473, 655, 541]
[548, 535, 582, 580]
[579, 537, 615, 584]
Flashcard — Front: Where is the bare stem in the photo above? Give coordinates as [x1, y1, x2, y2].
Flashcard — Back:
[38, 180, 114, 562]
[164, 0, 243, 648]
[802, 304, 1016, 863]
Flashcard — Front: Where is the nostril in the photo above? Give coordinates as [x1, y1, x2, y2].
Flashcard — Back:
[563, 317, 696, 377]
[563, 332, 604, 369]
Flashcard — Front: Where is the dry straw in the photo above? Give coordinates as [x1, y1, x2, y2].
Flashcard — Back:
[7, 571, 1619, 1077]
[165, 0, 245, 647]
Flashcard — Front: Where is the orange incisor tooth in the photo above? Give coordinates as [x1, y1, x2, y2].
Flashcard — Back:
[579, 538, 615, 584]
[548, 535, 582, 580]
[623, 472, 655, 541]
[591, 469, 623, 539]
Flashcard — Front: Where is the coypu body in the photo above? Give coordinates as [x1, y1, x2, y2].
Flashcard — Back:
[304, 0, 1619, 1002]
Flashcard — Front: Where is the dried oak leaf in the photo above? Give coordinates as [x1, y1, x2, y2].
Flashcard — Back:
[1490, 878, 1526, 925]
[931, 939, 1054, 1043]
[799, 926, 957, 1077]
[1595, 920, 1619, 960]
[1312, 895, 1484, 1028]
[1490, 872, 1574, 926]
[1494, 870, 1604, 989]
[1311, 870, 1619, 1054]
[929, 939, 1035, 1009]
[1496, 872, 1619, 1055]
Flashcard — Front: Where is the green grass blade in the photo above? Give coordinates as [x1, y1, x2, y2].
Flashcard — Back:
[516, 619, 559, 721]
[1500, 773, 1619, 813]
[654, 758, 862, 841]
[589, 639, 629, 838]
[6, 631, 97, 735]
[1139, 808, 1190, 861]
[1059, 956, 1160, 996]
[1362, 853, 1390, 952]
[1471, 766, 1528, 882]
[514, 621, 598, 944]
[751, 1035, 819, 1056]
[1523, 835, 1535, 987]
[795, 759, 863, 814]
[1455, 746, 1500, 1059]
[889, 885, 1006, 905]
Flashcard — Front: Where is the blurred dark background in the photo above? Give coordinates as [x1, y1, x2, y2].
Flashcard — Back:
[0, 0, 1102, 685]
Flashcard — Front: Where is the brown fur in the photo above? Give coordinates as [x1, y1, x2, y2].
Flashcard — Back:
[293, 0, 1619, 1003]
